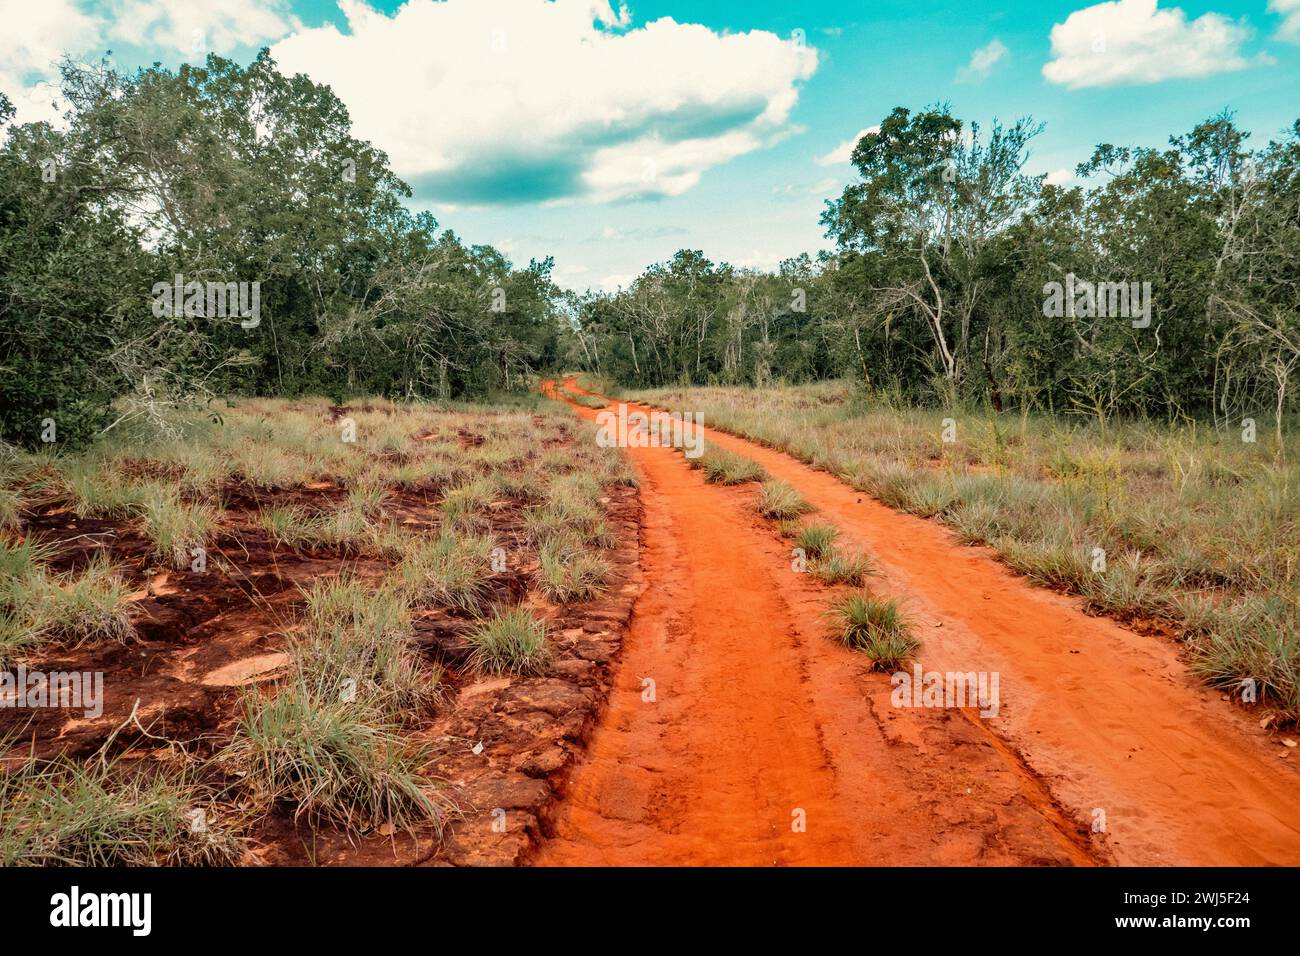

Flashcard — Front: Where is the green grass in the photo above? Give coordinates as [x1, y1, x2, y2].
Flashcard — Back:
[0, 751, 246, 866]
[465, 606, 552, 675]
[258, 502, 396, 556]
[440, 479, 495, 534]
[827, 593, 919, 671]
[694, 448, 768, 485]
[0, 537, 52, 579]
[811, 549, 874, 586]
[631, 381, 1300, 715]
[395, 532, 495, 615]
[139, 488, 218, 569]
[535, 534, 611, 603]
[0, 488, 22, 530]
[222, 680, 447, 835]
[293, 577, 439, 723]
[62, 464, 152, 519]
[756, 480, 812, 520]
[524, 473, 615, 550]
[1, 555, 135, 666]
[795, 522, 838, 559]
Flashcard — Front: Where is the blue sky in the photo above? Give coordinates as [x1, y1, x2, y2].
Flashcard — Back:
[3, 0, 1298, 289]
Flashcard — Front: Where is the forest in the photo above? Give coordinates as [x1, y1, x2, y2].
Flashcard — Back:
[4, 51, 1299, 451]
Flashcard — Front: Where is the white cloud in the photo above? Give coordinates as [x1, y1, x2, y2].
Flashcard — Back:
[956, 38, 1008, 82]
[1270, 0, 1300, 42]
[815, 125, 879, 166]
[0, 0, 300, 124]
[598, 272, 636, 291]
[107, 0, 297, 55]
[732, 249, 785, 271]
[0, 0, 102, 123]
[1044, 167, 1074, 186]
[270, 0, 818, 204]
[1043, 0, 1252, 89]
[773, 177, 839, 197]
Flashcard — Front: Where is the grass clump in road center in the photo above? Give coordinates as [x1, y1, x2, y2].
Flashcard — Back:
[756, 480, 812, 520]
[795, 522, 838, 559]
[828, 592, 919, 671]
[811, 549, 874, 586]
[694, 448, 768, 485]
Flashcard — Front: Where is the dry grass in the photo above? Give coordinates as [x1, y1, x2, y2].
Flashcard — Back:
[633, 381, 1300, 714]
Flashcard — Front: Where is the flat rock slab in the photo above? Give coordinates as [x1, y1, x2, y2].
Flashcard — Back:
[200, 652, 292, 687]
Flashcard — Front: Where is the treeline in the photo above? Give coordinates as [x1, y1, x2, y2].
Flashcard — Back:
[563, 107, 1300, 428]
[4, 50, 1298, 450]
[1, 51, 560, 449]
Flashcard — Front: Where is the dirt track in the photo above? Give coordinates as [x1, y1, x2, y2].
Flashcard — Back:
[536, 378, 1300, 867]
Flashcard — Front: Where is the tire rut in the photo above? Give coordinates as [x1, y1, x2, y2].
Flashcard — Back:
[581, 379, 1300, 866]
[531, 380, 1101, 866]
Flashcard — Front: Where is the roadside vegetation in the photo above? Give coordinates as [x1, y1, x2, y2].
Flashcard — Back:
[0, 394, 632, 863]
[630, 382, 1300, 714]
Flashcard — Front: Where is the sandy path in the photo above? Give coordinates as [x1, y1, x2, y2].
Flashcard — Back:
[568, 380, 1300, 866]
[533, 381, 1098, 866]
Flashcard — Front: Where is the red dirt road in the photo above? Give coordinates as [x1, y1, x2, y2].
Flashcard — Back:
[544, 379, 1300, 867]
[534, 380, 1098, 866]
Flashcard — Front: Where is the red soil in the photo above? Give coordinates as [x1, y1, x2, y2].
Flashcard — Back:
[538, 377, 1300, 867]
[534, 380, 1100, 866]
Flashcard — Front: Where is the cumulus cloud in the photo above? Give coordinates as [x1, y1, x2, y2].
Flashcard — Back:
[0, 0, 102, 123]
[956, 38, 1008, 82]
[1044, 168, 1074, 186]
[107, 0, 298, 54]
[1042, 0, 1252, 89]
[0, 0, 299, 124]
[1270, 0, 1300, 42]
[815, 125, 879, 166]
[269, 0, 818, 205]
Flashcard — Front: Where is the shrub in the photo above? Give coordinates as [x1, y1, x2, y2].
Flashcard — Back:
[695, 449, 767, 485]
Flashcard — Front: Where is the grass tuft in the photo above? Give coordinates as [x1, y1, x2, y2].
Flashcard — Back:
[465, 606, 551, 675]
[827, 593, 919, 670]
[756, 480, 812, 520]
